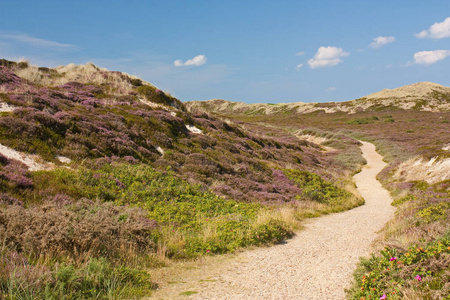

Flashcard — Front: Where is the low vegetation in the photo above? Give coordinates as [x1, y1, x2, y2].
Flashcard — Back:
[347, 179, 450, 299]
[3, 59, 448, 299]
[186, 82, 450, 300]
[0, 60, 366, 298]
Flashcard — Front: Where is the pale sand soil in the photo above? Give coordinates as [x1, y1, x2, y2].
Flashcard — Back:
[0, 143, 54, 171]
[393, 156, 450, 184]
[149, 142, 395, 300]
[295, 134, 334, 152]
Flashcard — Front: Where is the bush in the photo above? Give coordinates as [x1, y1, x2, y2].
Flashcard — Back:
[284, 169, 352, 204]
[0, 198, 158, 261]
[348, 238, 450, 299]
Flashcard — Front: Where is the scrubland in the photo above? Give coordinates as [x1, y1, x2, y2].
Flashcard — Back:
[0, 60, 364, 299]
[2, 58, 449, 299]
[189, 94, 450, 299]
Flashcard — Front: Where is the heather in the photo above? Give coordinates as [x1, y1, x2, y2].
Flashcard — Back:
[0, 60, 369, 298]
[0, 160, 360, 298]
[0, 61, 349, 204]
[189, 101, 449, 165]
[188, 87, 450, 299]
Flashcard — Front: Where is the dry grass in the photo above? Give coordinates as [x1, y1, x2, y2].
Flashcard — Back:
[13, 63, 137, 96]
[0, 198, 157, 263]
[393, 156, 450, 184]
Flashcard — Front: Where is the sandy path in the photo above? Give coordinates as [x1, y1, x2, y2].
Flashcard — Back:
[151, 141, 395, 299]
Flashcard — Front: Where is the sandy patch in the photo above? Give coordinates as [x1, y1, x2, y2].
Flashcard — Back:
[57, 155, 71, 164]
[296, 134, 328, 145]
[156, 146, 165, 155]
[295, 134, 334, 152]
[393, 156, 450, 184]
[186, 125, 203, 135]
[0, 102, 16, 112]
[0, 143, 54, 171]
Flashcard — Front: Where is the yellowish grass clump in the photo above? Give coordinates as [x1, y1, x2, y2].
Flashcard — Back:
[10, 61, 163, 99]
[393, 156, 450, 184]
[14, 63, 133, 95]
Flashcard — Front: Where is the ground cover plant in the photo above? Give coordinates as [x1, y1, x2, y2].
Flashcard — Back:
[187, 88, 450, 300]
[347, 180, 450, 299]
[0, 61, 355, 204]
[0, 60, 366, 298]
[187, 99, 450, 165]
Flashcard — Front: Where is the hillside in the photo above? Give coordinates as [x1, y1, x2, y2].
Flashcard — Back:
[187, 81, 450, 299]
[187, 81, 450, 116]
[187, 82, 450, 162]
[0, 59, 365, 203]
[0, 59, 365, 299]
[2, 59, 449, 299]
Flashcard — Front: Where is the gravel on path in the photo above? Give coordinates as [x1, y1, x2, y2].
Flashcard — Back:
[150, 141, 395, 300]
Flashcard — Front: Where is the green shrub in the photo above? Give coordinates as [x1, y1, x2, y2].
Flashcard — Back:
[347, 116, 379, 125]
[348, 237, 450, 299]
[416, 202, 449, 223]
[391, 194, 415, 206]
[24, 164, 292, 258]
[284, 169, 352, 204]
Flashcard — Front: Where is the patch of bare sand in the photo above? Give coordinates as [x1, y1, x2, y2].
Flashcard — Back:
[393, 156, 450, 184]
[363, 82, 449, 100]
[149, 142, 395, 300]
[0, 143, 54, 171]
[295, 133, 334, 152]
[0, 102, 16, 112]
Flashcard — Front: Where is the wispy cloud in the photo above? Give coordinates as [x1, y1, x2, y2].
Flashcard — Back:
[307, 46, 349, 69]
[413, 50, 450, 65]
[416, 17, 450, 39]
[370, 36, 395, 48]
[295, 51, 305, 56]
[0, 33, 75, 48]
[295, 64, 303, 71]
[174, 54, 207, 67]
[327, 86, 336, 92]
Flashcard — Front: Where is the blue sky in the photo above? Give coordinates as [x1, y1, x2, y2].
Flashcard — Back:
[1, 1, 449, 103]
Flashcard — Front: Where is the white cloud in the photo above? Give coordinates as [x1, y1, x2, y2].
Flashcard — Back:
[416, 17, 450, 39]
[0, 33, 75, 48]
[174, 54, 207, 67]
[370, 36, 395, 48]
[327, 87, 336, 91]
[307, 46, 349, 69]
[295, 64, 303, 71]
[413, 50, 450, 65]
[295, 51, 305, 56]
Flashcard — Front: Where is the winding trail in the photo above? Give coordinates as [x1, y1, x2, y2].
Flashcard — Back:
[151, 142, 395, 299]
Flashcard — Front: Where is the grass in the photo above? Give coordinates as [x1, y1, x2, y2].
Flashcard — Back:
[0, 255, 155, 300]
[0, 160, 364, 298]
[179, 291, 198, 296]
